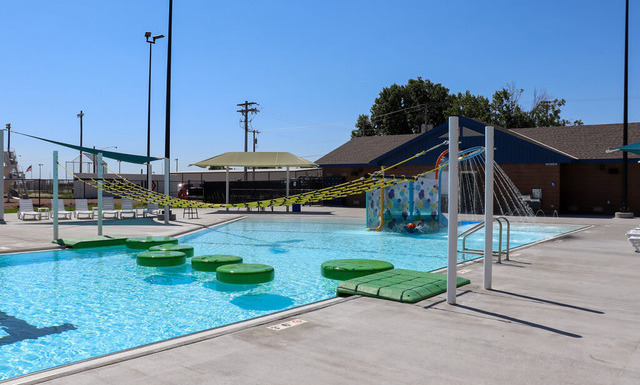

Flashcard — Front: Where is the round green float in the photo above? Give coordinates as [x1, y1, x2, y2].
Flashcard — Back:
[321, 259, 394, 281]
[149, 243, 195, 258]
[136, 250, 186, 267]
[216, 263, 274, 284]
[191, 255, 243, 272]
[126, 236, 179, 250]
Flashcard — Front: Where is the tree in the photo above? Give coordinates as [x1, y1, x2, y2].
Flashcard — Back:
[356, 79, 581, 135]
[362, 77, 451, 137]
[445, 91, 491, 123]
[489, 83, 533, 128]
[351, 114, 375, 137]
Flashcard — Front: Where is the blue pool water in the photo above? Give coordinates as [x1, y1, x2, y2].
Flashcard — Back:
[0, 217, 583, 380]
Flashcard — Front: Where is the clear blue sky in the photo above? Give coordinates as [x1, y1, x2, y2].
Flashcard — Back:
[1, 0, 637, 178]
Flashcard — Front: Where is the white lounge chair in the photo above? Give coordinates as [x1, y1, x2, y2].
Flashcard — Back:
[51, 199, 73, 220]
[102, 196, 120, 219]
[74, 199, 94, 219]
[629, 236, 640, 253]
[140, 203, 160, 218]
[120, 198, 137, 219]
[17, 199, 41, 220]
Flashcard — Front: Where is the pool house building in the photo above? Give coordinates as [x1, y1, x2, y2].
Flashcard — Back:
[316, 116, 640, 216]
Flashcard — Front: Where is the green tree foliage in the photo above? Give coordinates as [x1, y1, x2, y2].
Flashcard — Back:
[353, 79, 581, 137]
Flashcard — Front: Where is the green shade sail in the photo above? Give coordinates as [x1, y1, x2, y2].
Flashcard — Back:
[190, 152, 317, 168]
[15, 131, 162, 164]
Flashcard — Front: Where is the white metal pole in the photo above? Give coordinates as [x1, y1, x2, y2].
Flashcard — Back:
[0, 129, 4, 223]
[147, 163, 152, 192]
[286, 166, 290, 212]
[446, 116, 459, 305]
[484, 126, 494, 289]
[164, 157, 170, 224]
[53, 151, 59, 240]
[97, 152, 103, 236]
[225, 167, 230, 206]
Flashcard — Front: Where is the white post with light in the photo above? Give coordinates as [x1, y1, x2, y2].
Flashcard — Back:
[164, 157, 170, 224]
[53, 151, 59, 240]
[446, 116, 459, 305]
[97, 152, 103, 236]
[484, 126, 494, 289]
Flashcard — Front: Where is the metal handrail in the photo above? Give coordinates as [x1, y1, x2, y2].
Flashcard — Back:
[459, 216, 510, 262]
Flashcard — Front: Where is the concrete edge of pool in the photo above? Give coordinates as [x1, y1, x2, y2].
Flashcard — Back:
[3, 296, 357, 385]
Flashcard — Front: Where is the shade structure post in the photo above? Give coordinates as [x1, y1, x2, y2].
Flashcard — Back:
[225, 167, 230, 207]
[53, 151, 59, 240]
[97, 152, 103, 236]
[484, 126, 494, 289]
[446, 116, 459, 305]
[164, 157, 170, 224]
[147, 163, 152, 192]
[286, 166, 290, 212]
[0, 129, 4, 223]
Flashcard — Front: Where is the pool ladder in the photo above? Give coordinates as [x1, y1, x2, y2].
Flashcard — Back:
[458, 217, 511, 263]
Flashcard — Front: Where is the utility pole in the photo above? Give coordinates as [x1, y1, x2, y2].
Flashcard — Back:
[77, 111, 84, 173]
[5, 123, 10, 155]
[236, 101, 259, 181]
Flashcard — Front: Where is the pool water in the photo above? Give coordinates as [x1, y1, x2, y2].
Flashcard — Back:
[0, 217, 582, 380]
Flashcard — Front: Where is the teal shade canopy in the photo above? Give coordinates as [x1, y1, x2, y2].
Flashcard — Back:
[13, 131, 161, 164]
[614, 141, 640, 155]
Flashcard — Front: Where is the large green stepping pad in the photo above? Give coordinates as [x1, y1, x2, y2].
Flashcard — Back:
[321, 259, 394, 281]
[191, 255, 243, 272]
[136, 250, 186, 267]
[126, 236, 179, 249]
[216, 264, 274, 284]
[337, 269, 470, 303]
[149, 244, 194, 258]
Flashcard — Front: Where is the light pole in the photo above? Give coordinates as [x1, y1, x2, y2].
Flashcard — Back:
[163, 0, 173, 224]
[174, 158, 178, 172]
[77, 111, 84, 173]
[145, 32, 164, 191]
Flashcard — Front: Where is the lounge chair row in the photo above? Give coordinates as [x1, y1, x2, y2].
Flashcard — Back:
[17, 198, 160, 221]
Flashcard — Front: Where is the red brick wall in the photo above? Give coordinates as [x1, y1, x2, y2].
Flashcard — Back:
[322, 163, 640, 215]
[560, 163, 640, 215]
[499, 164, 561, 214]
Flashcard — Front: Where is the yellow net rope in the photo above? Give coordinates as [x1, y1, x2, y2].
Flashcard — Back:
[57, 143, 483, 209]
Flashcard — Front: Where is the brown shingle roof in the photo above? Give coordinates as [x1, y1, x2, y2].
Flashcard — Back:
[512, 123, 640, 160]
[315, 133, 421, 165]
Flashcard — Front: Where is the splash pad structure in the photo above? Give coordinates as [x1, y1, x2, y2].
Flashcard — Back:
[365, 146, 487, 234]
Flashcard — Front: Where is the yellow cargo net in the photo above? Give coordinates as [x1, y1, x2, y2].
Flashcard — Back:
[58, 143, 482, 209]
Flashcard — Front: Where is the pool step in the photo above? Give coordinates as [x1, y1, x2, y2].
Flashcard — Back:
[337, 269, 470, 303]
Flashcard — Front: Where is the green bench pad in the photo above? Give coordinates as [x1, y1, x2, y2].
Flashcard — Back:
[216, 264, 274, 284]
[191, 255, 243, 272]
[136, 250, 186, 267]
[53, 236, 128, 248]
[149, 244, 195, 258]
[321, 259, 394, 281]
[337, 269, 470, 303]
[126, 236, 179, 249]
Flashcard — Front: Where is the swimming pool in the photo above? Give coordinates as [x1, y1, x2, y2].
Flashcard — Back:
[0, 217, 583, 380]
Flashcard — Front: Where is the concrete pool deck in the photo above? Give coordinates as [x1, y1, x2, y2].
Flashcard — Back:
[1, 207, 639, 384]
